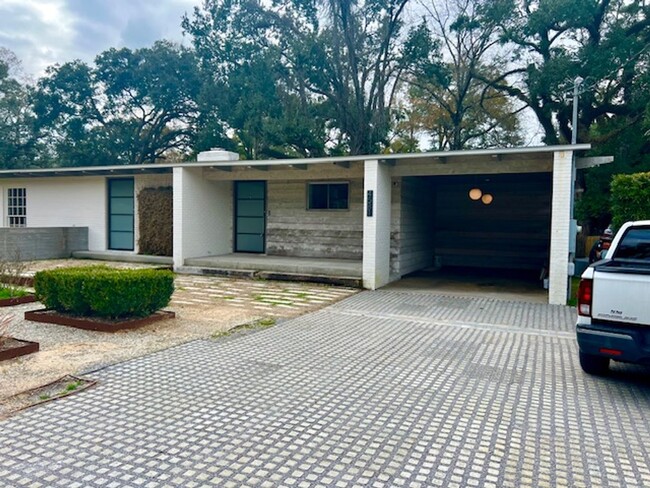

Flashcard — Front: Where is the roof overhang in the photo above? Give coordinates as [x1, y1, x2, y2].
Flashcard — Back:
[0, 144, 593, 179]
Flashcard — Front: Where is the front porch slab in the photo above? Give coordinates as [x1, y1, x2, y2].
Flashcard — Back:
[182, 254, 363, 287]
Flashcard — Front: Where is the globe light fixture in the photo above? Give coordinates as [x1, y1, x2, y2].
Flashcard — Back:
[481, 193, 494, 205]
[468, 188, 482, 201]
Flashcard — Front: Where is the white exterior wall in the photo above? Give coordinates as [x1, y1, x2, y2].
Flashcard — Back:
[363, 160, 392, 289]
[173, 167, 232, 269]
[549, 150, 573, 304]
[0, 177, 107, 251]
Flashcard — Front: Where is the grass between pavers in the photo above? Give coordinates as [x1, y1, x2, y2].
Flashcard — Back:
[211, 317, 277, 340]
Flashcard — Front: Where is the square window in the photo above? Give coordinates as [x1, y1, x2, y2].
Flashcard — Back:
[307, 183, 349, 210]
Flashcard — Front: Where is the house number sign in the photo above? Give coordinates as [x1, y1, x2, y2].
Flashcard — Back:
[366, 190, 374, 217]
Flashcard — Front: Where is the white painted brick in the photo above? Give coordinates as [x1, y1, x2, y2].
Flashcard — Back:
[549, 150, 572, 305]
[363, 160, 392, 289]
[0, 176, 108, 251]
[173, 167, 232, 269]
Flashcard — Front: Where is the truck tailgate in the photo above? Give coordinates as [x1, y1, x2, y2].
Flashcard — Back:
[592, 269, 650, 326]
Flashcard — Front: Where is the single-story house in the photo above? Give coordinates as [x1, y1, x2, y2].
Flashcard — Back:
[0, 144, 610, 304]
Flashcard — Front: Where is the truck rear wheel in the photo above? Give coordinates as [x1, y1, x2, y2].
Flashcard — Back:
[579, 351, 610, 375]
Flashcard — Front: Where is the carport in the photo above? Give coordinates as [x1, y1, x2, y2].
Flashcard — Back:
[362, 145, 595, 305]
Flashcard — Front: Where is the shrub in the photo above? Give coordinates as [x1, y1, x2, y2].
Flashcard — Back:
[34, 266, 174, 319]
[610, 172, 650, 230]
[138, 187, 173, 256]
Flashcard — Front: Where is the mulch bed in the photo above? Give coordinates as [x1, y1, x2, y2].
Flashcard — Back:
[0, 294, 37, 307]
[0, 375, 96, 420]
[24, 309, 176, 332]
[0, 337, 39, 362]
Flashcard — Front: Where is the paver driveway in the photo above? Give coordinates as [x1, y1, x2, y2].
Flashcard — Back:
[1, 290, 650, 488]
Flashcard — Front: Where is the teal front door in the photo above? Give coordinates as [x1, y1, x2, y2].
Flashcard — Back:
[234, 181, 266, 253]
[108, 178, 134, 250]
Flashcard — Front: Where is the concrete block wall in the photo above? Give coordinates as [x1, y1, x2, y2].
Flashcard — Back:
[0, 227, 88, 260]
[173, 167, 232, 268]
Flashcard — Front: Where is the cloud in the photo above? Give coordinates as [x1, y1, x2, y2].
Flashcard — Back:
[0, 0, 195, 77]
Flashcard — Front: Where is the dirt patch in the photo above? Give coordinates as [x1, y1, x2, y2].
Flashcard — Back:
[0, 375, 95, 420]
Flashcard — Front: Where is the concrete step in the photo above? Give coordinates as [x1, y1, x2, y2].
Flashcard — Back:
[177, 266, 362, 288]
[72, 251, 172, 266]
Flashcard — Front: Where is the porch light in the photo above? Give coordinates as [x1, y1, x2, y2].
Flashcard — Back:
[481, 193, 494, 205]
[468, 188, 482, 200]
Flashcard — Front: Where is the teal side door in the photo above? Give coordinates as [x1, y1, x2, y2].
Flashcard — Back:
[234, 181, 266, 253]
[108, 178, 134, 251]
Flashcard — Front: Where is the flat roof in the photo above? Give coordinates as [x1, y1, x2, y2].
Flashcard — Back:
[0, 144, 591, 178]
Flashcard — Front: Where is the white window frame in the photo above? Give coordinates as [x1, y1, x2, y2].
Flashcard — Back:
[7, 188, 26, 228]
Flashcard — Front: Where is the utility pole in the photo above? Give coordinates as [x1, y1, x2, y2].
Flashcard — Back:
[569, 76, 584, 285]
[571, 77, 584, 145]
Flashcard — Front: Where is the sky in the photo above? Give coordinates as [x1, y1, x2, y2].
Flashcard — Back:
[0, 0, 197, 78]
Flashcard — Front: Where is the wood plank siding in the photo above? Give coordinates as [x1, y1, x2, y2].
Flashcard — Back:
[391, 177, 437, 277]
[432, 173, 551, 270]
[266, 180, 363, 259]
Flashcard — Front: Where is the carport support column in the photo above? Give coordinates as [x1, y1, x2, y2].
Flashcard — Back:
[363, 159, 391, 290]
[172, 167, 186, 271]
[549, 150, 573, 305]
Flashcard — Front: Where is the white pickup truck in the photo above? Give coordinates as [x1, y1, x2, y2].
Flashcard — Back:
[576, 220, 650, 375]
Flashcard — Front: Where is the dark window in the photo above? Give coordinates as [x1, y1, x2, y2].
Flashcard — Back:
[614, 227, 650, 261]
[308, 182, 349, 210]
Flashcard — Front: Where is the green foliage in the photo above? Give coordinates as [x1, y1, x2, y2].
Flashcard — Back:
[405, 1, 523, 150]
[138, 187, 173, 256]
[0, 48, 41, 169]
[184, 0, 419, 156]
[33, 41, 200, 167]
[610, 172, 650, 230]
[34, 266, 174, 319]
[0, 288, 27, 299]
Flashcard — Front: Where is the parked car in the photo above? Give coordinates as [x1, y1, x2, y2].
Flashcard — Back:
[576, 220, 650, 375]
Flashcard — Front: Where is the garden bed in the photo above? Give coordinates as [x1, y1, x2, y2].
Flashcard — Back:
[0, 337, 39, 361]
[0, 294, 37, 307]
[24, 308, 175, 332]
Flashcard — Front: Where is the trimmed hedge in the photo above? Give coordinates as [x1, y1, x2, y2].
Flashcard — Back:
[34, 266, 174, 319]
[611, 172, 650, 230]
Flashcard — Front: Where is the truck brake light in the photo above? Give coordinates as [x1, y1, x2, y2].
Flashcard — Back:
[577, 279, 593, 317]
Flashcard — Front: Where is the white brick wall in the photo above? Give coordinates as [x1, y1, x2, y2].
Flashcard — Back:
[0, 176, 108, 251]
[363, 160, 392, 289]
[173, 167, 232, 268]
[549, 150, 573, 304]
